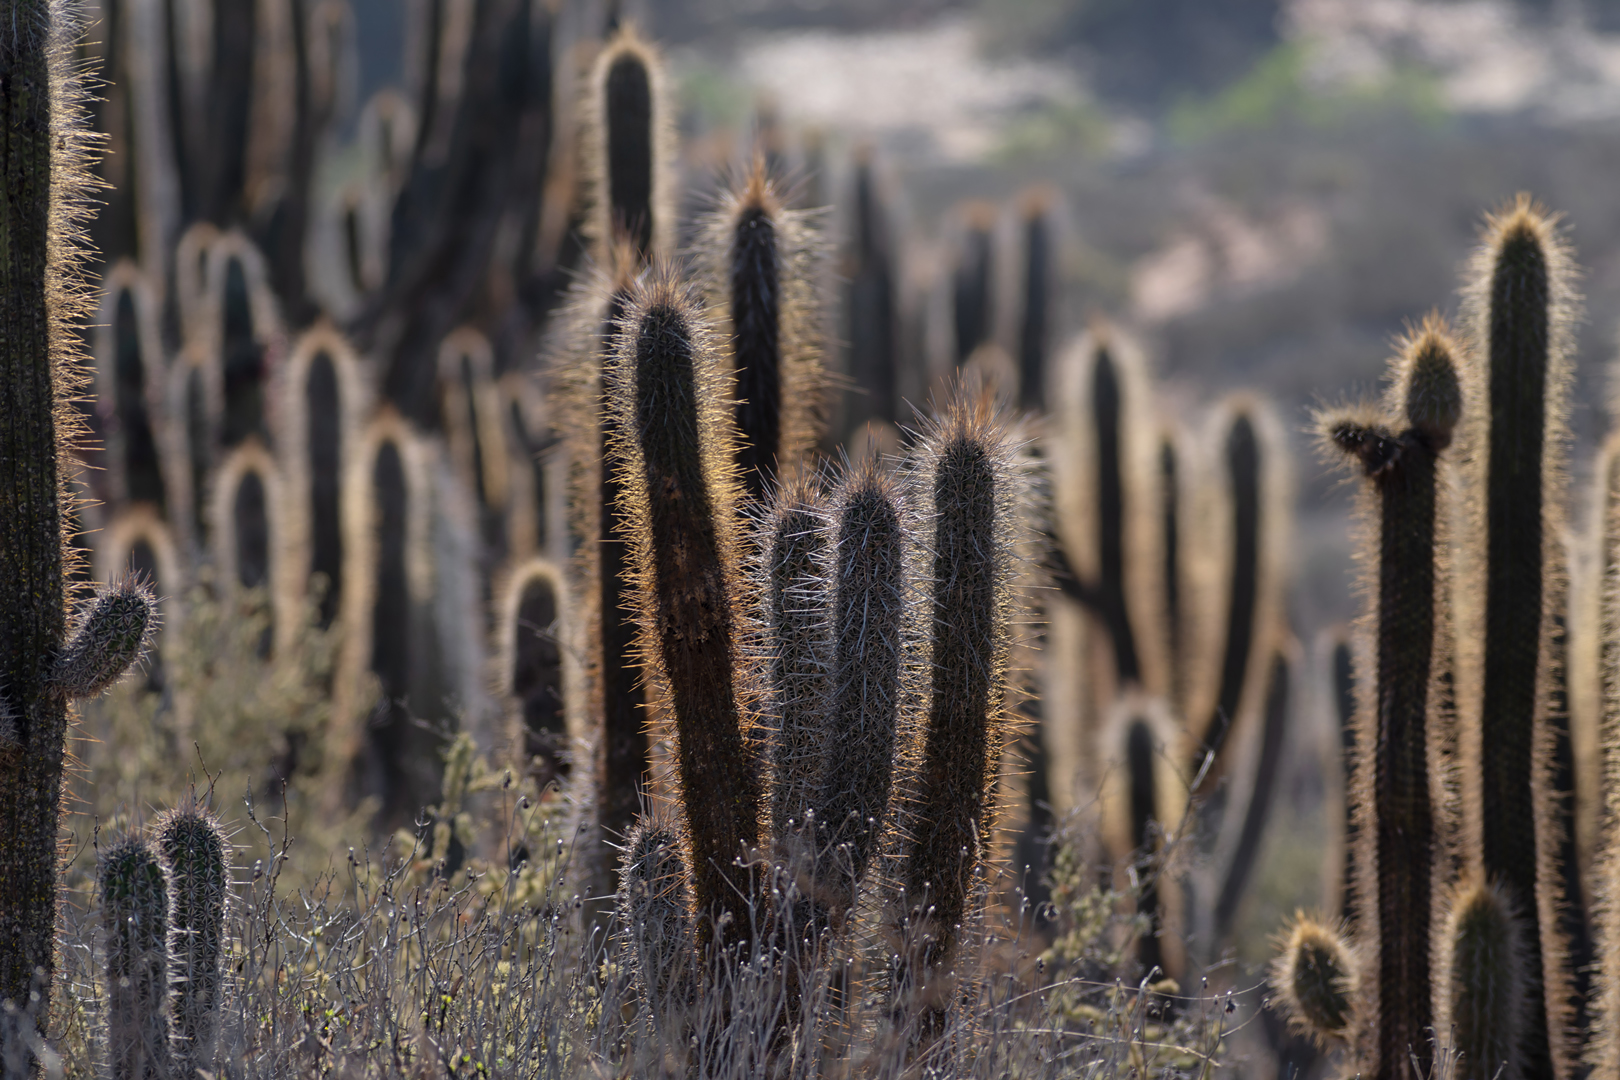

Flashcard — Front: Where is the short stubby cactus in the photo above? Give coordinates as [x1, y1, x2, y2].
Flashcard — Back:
[620, 812, 696, 1045]
[1440, 875, 1528, 1080]
[54, 579, 158, 701]
[99, 836, 174, 1080]
[1271, 912, 1355, 1047]
[153, 800, 229, 1077]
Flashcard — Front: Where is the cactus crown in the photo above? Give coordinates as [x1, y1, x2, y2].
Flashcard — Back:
[54, 577, 158, 700]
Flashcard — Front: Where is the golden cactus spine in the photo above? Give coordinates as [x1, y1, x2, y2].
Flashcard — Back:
[893, 389, 1023, 1044]
[1321, 318, 1463, 1080]
[698, 161, 826, 504]
[606, 268, 762, 951]
[1455, 195, 1580, 1080]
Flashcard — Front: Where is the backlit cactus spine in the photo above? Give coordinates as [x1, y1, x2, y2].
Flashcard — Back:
[892, 388, 1023, 1045]
[1439, 875, 1529, 1080]
[1454, 195, 1580, 1080]
[606, 267, 763, 952]
[0, 1, 110, 1030]
[1320, 317, 1463, 1080]
[153, 800, 229, 1078]
[99, 837, 173, 1080]
[698, 160, 826, 504]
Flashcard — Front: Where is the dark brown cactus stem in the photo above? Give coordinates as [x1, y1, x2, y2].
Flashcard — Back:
[760, 473, 829, 848]
[952, 202, 995, 366]
[1016, 189, 1052, 413]
[844, 147, 897, 431]
[0, 0, 97, 1039]
[896, 389, 1020, 1044]
[609, 269, 762, 953]
[1466, 196, 1576, 1080]
[812, 460, 907, 933]
[1323, 319, 1462, 1080]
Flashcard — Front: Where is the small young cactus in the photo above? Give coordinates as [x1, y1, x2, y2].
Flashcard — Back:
[53, 579, 158, 701]
[99, 836, 174, 1080]
[153, 800, 230, 1077]
[894, 387, 1023, 1040]
[607, 267, 762, 951]
[620, 813, 696, 1046]
[1439, 876, 1528, 1080]
[1321, 316, 1463, 1080]
[1270, 912, 1355, 1047]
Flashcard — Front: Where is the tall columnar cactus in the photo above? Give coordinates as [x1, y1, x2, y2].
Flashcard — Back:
[153, 801, 229, 1078]
[810, 459, 911, 934]
[1457, 195, 1578, 1079]
[280, 325, 368, 631]
[893, 389, 1022, 1041]
[1439, 875, 1529, 1080]
[843, 147, 897, 434]
[1188, 398, 1288, 793]
[759, 472, 830, 852]
[0, 5, 136, 1033]
[555, 246, 649, 899]
[1321, 317, 1463, 1080]
[699, 161, 826, 505]
[584, 26, 673, 265]
[607, 267, 762, 951]
[99, 836, 174, 1080]
[951, 202, 996, 367]
[1015, 188, 1052, 413]
[1595, 426, 1620, 1076]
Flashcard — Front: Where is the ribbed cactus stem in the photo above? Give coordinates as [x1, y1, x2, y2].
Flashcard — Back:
[99, 837, 174, 1080]
[727, 171, 784, 501]
[1271, 912, 1354, 1047]
[1441, 876, 1528, 1080]
[621, 814, 696, 1044]
[814, 460, 907, 931]
[54, 579, 157, 701]
[0, 0, 97, 1023]
[609, 271, 761, 951]
[761, 475, 829, 846]
[1324, 318, 1461, 1080]
[1465, 195, 1575, 1079]
[898, 391, 1019, 1036]
[154, 801, 228, 1077]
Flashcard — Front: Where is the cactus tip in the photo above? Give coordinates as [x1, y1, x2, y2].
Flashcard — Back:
[54, 577, 160, 700]
[1400, 315, 1463, 448]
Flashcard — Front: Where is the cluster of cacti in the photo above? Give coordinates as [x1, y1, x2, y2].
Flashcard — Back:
[4, 0, 1468, 1072]
[1042, 322, 1294, 976]
[1261, 196, 1620, 1080]
[97, 799, 231, 1080]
